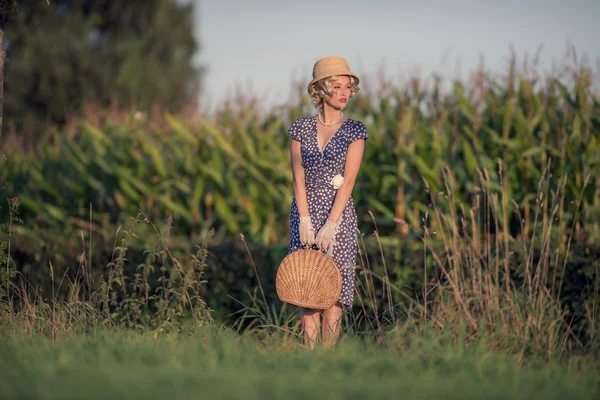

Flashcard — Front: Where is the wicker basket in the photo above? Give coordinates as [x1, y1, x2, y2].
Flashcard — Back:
[276, 248, 342, 310]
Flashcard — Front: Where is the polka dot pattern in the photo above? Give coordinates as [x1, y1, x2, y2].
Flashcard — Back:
[287, 115, 368, 310]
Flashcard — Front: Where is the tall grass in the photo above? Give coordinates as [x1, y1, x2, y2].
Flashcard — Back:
[231, 161, 599, 360]
[0, 203, 212, 338]
[0, 158, 598, 360]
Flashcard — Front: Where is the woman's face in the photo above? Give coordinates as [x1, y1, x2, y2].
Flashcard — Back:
[325, 76, 352, 110]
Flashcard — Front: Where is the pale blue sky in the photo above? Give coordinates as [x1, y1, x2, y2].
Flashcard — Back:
[187, 0, 599, 110]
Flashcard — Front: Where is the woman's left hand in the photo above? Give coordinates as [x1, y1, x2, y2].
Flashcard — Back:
[315, 219, 338, 252]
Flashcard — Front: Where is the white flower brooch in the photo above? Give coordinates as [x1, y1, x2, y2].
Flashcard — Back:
[330, 174, 344, 189]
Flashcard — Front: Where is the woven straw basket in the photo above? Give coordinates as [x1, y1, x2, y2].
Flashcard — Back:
[276, 248, 342, 310]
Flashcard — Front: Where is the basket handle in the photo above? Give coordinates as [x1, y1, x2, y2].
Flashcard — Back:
[301, 243, 328, 254]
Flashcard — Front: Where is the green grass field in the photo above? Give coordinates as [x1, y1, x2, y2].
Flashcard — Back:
[1, 327, 598, 400]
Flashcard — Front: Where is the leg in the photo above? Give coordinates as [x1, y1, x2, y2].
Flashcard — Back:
[321, 302, 343, 348]
[301, 308, 321, 349]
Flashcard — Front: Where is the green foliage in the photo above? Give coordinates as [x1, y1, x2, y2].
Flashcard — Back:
[4, 0, 201, 136]
[1, 62, 598, 245]
[1, 159, 598, 357]
[0, 0, 47, 14]
[0, 209, 212, 333]
[89, 212, 212, 330]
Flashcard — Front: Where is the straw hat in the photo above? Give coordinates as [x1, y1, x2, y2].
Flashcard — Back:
[276, 248, 342, 310]
[308, 56, 360, 92]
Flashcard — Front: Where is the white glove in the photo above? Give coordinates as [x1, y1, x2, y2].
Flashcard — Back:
[315, 219, 339, 252]
[299, 216, 315, 246]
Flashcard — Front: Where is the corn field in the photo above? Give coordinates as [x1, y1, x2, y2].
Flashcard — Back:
[1, 61, 599, 245]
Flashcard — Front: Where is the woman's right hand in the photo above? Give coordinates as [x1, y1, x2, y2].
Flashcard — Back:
[299, 216, 315, 246]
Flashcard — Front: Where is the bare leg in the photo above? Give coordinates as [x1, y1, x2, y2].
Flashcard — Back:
[301, 308, 321, 349]
[322, 302, 343, 348]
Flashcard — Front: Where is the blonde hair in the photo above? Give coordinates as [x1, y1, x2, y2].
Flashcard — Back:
[308, 75, 359, 109]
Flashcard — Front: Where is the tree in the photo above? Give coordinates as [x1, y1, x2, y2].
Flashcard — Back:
[1, 2, 20, 149]
[3, 0, 202, 140]
[0, 3, 5, 150]
[0, 0, 49, 150]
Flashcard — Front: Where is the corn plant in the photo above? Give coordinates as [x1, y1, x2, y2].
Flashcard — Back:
[1, 59, 598, 246]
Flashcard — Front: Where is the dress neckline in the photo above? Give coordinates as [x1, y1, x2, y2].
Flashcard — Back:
[314, 115, 350, 153]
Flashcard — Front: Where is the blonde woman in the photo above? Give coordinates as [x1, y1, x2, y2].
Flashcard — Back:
[287, 56, 368, 348]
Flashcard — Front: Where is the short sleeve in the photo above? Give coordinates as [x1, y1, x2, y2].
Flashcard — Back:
[347, 121, 368, 143]
[287, 118, 304, 142]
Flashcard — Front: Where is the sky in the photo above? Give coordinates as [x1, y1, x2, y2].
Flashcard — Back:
[187, 0, 599, 111]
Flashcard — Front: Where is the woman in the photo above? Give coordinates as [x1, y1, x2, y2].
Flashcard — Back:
[287, 56, 368, 349]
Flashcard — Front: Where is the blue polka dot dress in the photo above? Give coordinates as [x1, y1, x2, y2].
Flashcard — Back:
[287, 115, 368, 310]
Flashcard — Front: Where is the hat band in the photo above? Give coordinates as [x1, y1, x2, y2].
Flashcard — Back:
[309, 69, 359, 89]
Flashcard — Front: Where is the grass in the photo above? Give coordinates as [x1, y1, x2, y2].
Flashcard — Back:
[0, 326, 598, 400]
